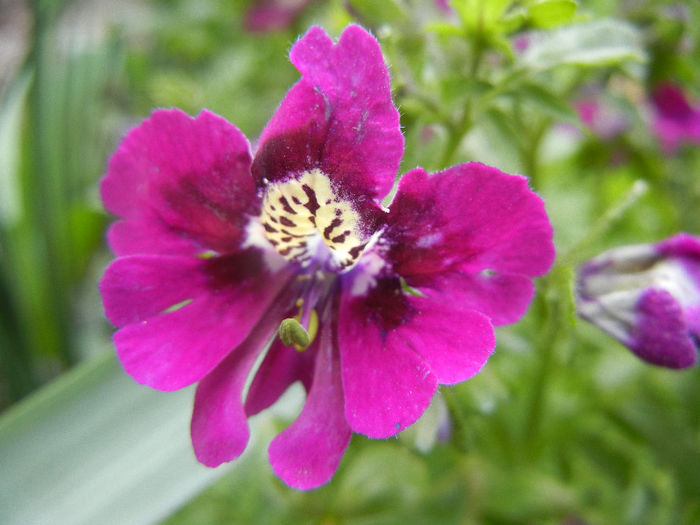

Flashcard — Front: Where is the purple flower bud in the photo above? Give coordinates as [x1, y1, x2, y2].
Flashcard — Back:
[576, 234, 700, 369]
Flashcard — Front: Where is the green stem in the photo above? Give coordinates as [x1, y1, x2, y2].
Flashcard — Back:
[522, 269, 569, 460]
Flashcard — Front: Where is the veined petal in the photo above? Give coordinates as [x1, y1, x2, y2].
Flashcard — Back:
[252, 25, 403, 201]
[269, 317, 352, 490]
[101, 109, 258, 256]
[111, 250, 293, 391]
[386, 163, 555, 279]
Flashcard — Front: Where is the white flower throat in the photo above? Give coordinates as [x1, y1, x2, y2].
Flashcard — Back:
[261, 169, 370, 272]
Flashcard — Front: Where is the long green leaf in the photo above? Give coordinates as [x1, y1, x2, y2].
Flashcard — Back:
[0, 351, 236, 525]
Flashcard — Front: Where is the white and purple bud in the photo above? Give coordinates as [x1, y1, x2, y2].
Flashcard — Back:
[576, 233, 700, 369]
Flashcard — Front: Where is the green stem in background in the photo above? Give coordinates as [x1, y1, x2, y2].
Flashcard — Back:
[559, 179, 649, 267]
[441, 387, 472, 454]
[522, 271, 567, 461]
[438, 28, 485, 168]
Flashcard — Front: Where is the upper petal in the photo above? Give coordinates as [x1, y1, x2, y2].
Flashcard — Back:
[386, 163, 555, 279]
[101, 109, 258, 256]
[252, 25, 404, 201]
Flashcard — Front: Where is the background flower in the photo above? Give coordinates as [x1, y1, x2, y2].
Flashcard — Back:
[576, 233, 700, 368]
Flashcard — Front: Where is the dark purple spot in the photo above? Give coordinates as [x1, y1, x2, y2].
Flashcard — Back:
[363, 277, 415, 331]
[263, 223, 278, 233]
[203, 250, 265, 290]
[278, 196, 296, 215]
[348, 242, 368, 259]
[302, 184, 320, 216]
[281, 236, 292, 242]
[280, 216, 296, 227]
[331, 232, 350, 244]
[323, 218, 343, 239]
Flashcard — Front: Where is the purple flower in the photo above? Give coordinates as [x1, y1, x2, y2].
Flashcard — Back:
[651, 82, 700, 154]
[100, 26, 554, 489]
[575, 96, 629, 141]
[245, 0, 315, 33]
[576, 234, 700, 369]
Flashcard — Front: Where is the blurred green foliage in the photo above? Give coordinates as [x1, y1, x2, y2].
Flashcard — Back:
[1, 0, 700, 523]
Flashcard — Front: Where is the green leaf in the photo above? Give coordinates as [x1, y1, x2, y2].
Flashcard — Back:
[0, 351, 234, 525]
[520, 19, 646, 71]
[528, 0, 577, 29]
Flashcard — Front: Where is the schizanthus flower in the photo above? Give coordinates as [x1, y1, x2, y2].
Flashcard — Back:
[100, 25, 554, 489]
[651, 82, 700, 154]
[576, 233, 700, 369]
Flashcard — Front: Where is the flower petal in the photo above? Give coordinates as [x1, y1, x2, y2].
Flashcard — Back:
[268, 320, 352, 490]
[387, 163, 555, 278]
[339, 279, 438, 438]
[630, 289, 697, 368]
[244, 338, 315, 417]
[112, 250, 293, 391]
[409, 271, 535, 326]
[398, 296, 495, 385]
[252, 25, 403, 201]
[190, 316, 280, 467]
[101, 109, 258, 256]
[100, 255, 207, 328]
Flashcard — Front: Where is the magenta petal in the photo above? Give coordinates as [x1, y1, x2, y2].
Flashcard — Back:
[268, 322, 351, 490]
[101, 109, 258, 256]
[398, 297, 495, 385]
[191, 327, 272, 467]
[244, 338, 315, 417]
[100, 255, 206, 327]
[387, 163, 555, 278]
[106, 220, 198, 257]
[252, 25, 404, 201]
[410, 271, 536, 326]
[113, 255, 291, 391]
[339, 291, 437, 438]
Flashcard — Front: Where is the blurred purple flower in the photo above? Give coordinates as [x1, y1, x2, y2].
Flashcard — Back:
[651, 82, 700, 154]
[574, 97, 629, 141]
[245, 0, 314, 33]
[577, 234, 700, 369]
[100, 25, 554, 489]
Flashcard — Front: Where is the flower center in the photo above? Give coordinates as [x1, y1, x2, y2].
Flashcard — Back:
[261, 169, 370, 272]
